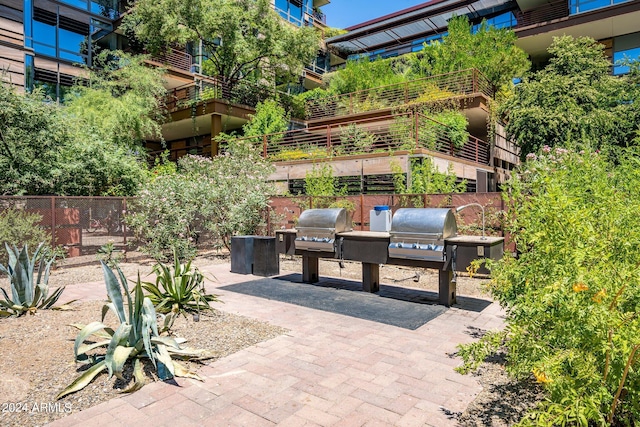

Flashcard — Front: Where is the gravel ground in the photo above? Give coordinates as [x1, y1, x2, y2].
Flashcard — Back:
[0, 251, 540, 426]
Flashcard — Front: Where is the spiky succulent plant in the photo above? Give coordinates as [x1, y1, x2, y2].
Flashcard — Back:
[0, 243, 67, 317]
[57, 262, 210, 399]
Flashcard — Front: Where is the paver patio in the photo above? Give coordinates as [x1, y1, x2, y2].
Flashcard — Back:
[48, 263, 505, 426]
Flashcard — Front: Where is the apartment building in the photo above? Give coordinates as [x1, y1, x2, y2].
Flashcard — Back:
[286, 0, 640, 194]
[325, 0, 640, 73]
[0, 0, 118, 99]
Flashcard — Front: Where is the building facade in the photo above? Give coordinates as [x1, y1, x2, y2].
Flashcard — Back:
[326, 0, 640, 73]
[0, 0, 120, 100]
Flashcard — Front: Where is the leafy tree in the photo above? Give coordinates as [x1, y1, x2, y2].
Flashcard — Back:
[457, 145, 640, 425]
[302, 163, 354, 211]
[324, 58, 407, 95]
[64, 51, 167, 147]
[123, 0, 319, 85]
[0, 82, 147, 196]
[501, 36, 639, 159]
[412, 16, 530, 91]
[242, 99, 289, 139]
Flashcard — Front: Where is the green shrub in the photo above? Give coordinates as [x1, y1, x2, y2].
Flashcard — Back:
[419, 110, 469, 150]
[128, 146, 274, 259]
[0, 243, 67, 317]
[457, 146, 640, 425]
[0, 208, 49, 265]
[391, 157, 466, 195]
[57, 262, 209, 399]
[337, 123, 378, 155]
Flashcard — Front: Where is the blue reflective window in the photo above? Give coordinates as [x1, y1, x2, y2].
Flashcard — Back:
[59, 27, 85, 56]
[613, 47, 640, 75]
[60, 0, 88, 9]
[569, 0, 631, 14]
[33, 20, 56, 56]
[91, 0, 117, 18]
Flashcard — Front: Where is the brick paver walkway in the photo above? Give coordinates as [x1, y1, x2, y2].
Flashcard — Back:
[48, 263, 505, 426]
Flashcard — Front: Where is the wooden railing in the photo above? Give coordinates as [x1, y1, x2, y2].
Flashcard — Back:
[222, 111, 490, 165]
[305, 69, 494, 121]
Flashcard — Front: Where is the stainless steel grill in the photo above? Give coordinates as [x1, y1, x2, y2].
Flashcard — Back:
[388, 208, 457, 262]
[295, 208, 352, 252]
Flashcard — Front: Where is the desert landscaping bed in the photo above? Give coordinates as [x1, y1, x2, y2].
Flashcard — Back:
[0, 253, 540, 426]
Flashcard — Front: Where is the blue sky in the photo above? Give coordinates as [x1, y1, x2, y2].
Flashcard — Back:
[322, 1, 427, 29]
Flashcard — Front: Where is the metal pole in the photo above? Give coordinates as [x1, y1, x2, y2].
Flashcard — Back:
[50, 196, 56, 249]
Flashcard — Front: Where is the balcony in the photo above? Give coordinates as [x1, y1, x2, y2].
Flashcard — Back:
[225, 112, 490, 165]
[304, 69, 494, 121]
[147, 49, 193, 73]
[514, 0, 637, 29]
[165, 76, 298, 116]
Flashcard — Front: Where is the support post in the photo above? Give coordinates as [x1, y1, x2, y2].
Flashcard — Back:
[362, 263, 380, 293]
[302, 255, 319, 283]
[438, 269, 456, 306]
[211, 114, 222, 156]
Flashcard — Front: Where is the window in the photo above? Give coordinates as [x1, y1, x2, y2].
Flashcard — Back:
[613, 32, 640, 75]
[613, 47, 640, 75]
[31, 6, 95, 65]
[569, 0, 631, 15]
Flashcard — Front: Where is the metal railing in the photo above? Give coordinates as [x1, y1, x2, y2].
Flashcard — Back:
[0, 196, 129, 258]
[221, 111, 490, 165]
[305, 69, 493, 121]
[514, 0, 570, 28]
[148, 49, 193, 73]
[165, 75, 299, 116]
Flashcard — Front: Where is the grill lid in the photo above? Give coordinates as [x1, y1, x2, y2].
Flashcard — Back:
[390, 208, 457, 238]
[295, 208, 352, 252]
[388, 208, 457, 261]
[297, 208, 352, 233]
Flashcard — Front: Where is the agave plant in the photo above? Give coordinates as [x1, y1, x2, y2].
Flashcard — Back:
[141, 250, 219, 322]
[57, 262, 210, 400]
[0, 243, 67, 317]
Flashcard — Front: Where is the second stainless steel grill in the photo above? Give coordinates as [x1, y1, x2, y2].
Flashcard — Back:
[388, 208, 457, 261]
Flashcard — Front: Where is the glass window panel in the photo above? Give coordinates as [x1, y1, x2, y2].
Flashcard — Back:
[59, 49, 84, 64]
[60, 0, 88, 9]
[613, 47, 640, 75]
[59, 27, 85, 55]
[33, 20, 56, 45]
[275, 0, 289, 12]
[91, 1, 117, 19]
[33, 42, 56, 57]
[34, 80, 57, 100]
[569, 0, 630, 14]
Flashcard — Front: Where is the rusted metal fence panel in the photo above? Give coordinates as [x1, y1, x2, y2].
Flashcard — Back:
[0, 196, 128, 257]
[1, 193, 506, 258]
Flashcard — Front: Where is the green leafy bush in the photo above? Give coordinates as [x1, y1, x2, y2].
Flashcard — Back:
[0, 243, 67, 317]
[142, 250, 219, 320]
[419, 110, 469, 150]
[128, 145, 274, 260]
[457, 146, 640, 425]
[337, 123, 378, 155]
[57, 262, 209, 399]
[0, 208, 49, 265]
[392, 157, 466, 196]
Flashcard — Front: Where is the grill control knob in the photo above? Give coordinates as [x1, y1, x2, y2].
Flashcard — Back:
[397, 243, 403, 248]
